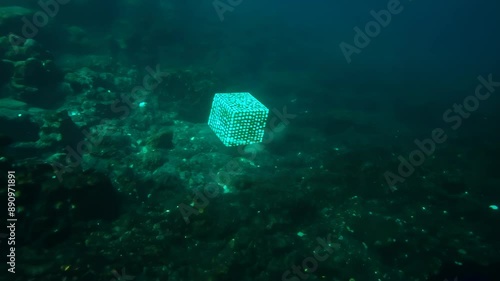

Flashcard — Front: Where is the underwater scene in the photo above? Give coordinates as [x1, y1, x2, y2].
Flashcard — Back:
[0, 0, 499, 280]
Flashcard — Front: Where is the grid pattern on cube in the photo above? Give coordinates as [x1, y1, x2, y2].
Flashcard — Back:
[208, 92, 269, 146]
[207, 95, 228, 142]
[227, 111, 267, 145]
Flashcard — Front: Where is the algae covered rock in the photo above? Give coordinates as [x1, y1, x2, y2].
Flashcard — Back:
[147, 128, 174, 150]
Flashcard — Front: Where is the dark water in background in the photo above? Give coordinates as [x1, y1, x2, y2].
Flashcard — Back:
[1, 0, 500, 281]
[36, 0, 500, 79]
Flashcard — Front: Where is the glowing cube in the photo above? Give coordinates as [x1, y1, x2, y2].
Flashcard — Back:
[208, 92, 269, 147]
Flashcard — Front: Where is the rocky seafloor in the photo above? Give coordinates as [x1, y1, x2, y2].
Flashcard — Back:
[1, 3, 500, 281]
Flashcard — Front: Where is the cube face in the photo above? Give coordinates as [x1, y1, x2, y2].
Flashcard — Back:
[208, 92, 269, 147]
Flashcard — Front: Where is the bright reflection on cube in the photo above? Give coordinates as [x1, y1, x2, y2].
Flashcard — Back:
[208, 92, 269, 147]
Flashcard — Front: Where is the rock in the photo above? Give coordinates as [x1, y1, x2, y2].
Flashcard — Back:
[1, 57, 62, 106]
[0, 103, 39, 145]
[16, 58, 45, 85]
[147, 128, 174, 150]
[64, 67, 97, 93]
[0, 98, 27, 110]
[1, 34, 53, 61]
[0, 6, 34, 34]
[0, 59, 14, 85]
